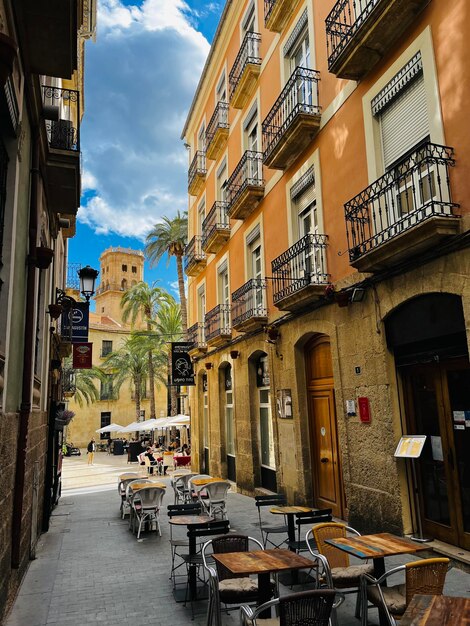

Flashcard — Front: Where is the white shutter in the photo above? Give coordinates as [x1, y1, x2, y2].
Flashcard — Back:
[295, 184, 316, 213]
[380, 75, 429, 169]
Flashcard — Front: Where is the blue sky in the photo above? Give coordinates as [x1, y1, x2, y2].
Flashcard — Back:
[68, 0, 224, 299]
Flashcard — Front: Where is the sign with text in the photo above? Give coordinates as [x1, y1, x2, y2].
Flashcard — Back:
[394, 435, 427, 458]
[73, 342, 93, 369]
[171, 342, 195, 386]
[61, 302, 89, 343]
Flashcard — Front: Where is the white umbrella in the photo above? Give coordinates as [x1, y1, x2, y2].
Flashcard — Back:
[119, 421, 142, 433]
[138, 419, 160, 431]
[166, 415, 190, 427]
[95, 423, 124, 434]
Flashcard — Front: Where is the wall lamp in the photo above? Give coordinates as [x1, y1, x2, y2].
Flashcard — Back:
[351, 287, 366, 303]
[205, 362, 213, 370]
[230, 350, 240, 359]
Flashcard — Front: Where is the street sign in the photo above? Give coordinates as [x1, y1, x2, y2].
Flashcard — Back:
[73, 342, 93, 369]
[171, 342, 195, 386]
[61, 302, 89, 343]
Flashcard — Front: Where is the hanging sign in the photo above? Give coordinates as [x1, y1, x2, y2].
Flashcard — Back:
[73, 342, 93, 369]
[171, 342, 195, 386]
[394, 435, 427, 458]
[61, 302, 89, 343]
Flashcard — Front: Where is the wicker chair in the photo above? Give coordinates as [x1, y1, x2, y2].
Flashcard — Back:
[172, 472, 197, 504]
[240, 589, 339, 626]
[310, 522, 374, 622]
[204, 481, 230, 519]
[202, 534, 274, 626]
[132, 486, 165, 539]
[126, 479, 152, 530]
[360, 557, 450, 626]
[118, 475, 139, 518]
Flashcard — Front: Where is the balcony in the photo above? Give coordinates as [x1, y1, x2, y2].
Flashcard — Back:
[272, 234, 329, 311]
[202, 202, 230, 254]
[263, 67, 321, 170]
[188, 151, 206, 196]
[205, 304, 232, 347]
[184, 236, 206, 277]
[42, 85, 81, 215]
[264, 0, 302, 32]
[206, 102, 229, 160]
[326, 0, 431, 80]
[16, 0, 79, 78]
[345, 143, 460, 272]
[232, 279, 268, 332]
[188, 322, 207, 356]
[226, 151, 264, 220]
[229, 32, 261, 109]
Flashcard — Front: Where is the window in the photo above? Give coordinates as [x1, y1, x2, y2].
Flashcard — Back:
[216, 71, 227, 103]
[198, 199, 205, 236]
[284, 10, 312, 105]
[198, 284, 206, 342]
[132, 266, 137, 273]
[225, 367, 235, 456]
[101, 340, 113, 357]
[242, 1, 256, 35]
[257, 356, 275, 469]
[122, 264, 127, 272]
[101, 307, 105, 313]
[100, 376, 113, 401]
[247, 226, 264, 310]
[198, 122, 206, 153]
[216, 160, 227, 203]
[121, 279, 127, 290]
[0, 138, 9, 261]
[100, 412, 111, 440]
[291, 167, 323, 277]
[218, 261, 230, 328]
[244, 106, 261, 181]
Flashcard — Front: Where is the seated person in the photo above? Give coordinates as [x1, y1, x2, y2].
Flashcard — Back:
[144, 446, 159, 475]
[181, 443, 189, 455]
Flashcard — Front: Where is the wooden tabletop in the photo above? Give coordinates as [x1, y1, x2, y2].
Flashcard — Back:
[270, 506, 312, 515]
[325, 533, 428, 560]
[191, 477, 225, 486]
[129, 481, 166, 490]
[212, 549, 314, 575]
[119, 473, 141, 481]
[401, 594, 470, 625]
[168, 515, 214, 526]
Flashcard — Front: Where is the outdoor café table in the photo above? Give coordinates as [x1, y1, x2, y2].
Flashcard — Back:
[212, 549, 314, 618]
[119, 472, 141, 481]
[324, 533, 428, 626]
[168, 515, 214, 602]
[191, 477, 224, 487]
[129, 480, 166, 490]
[400, 594, 470, 625]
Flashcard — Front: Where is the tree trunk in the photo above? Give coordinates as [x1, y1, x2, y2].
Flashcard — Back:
[176, 254, 188, 339]
[147, 340, 156, 420]
[134, 375, 141, 422]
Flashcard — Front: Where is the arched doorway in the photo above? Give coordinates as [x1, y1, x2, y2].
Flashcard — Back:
[305, 335, 344, 517]
[386, 293, 470, 549]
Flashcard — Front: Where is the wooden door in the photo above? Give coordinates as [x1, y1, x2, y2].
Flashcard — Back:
[306, 337, 344, 518]
[404, 360, 470, 549]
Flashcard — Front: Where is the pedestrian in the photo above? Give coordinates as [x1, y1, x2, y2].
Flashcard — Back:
[87, 438, 95, 465]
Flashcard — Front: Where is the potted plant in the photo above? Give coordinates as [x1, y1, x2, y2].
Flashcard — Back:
[0, 32, 17, 87]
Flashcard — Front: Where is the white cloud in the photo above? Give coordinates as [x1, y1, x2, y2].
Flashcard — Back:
[80, 0, 210, 237]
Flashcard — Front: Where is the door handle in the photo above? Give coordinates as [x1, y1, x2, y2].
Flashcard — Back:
[320, 457, 329, 463]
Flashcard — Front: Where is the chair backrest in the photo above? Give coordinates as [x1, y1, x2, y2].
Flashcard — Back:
[208, 534, 263, 582]
[313, 522, 350, 569]
[254, 494, 287, 508]
[126, 479, 151, 500]
[188, 519, 230, 542]
[188, 474, 211, 491]
[137, 486, 165, 509]
[119, 476, 139, 495]
[163, 452, 174, 465]
[279, 589, 336, 626]
[206, 481, 230, 502]
[167, 502, 202, 518]
[404, 558, 449, 606]
[176, 473, 197, 491]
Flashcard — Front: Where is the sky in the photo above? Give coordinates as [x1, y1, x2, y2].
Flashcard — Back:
[68, 0, 224, 300]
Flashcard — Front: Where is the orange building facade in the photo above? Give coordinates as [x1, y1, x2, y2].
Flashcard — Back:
[182, 0, 470, 551]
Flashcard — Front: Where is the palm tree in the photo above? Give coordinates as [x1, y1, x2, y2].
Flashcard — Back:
[63, 357, 104, 408]
[121, 282, 171, 420]
[145, 211, 188, 337]
[153, 300, 182, 416]
[101, 338, 150, 422]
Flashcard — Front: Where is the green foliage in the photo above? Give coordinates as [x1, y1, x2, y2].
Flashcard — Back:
[63, 357, 105, 409]
[145, 211, 188, 267]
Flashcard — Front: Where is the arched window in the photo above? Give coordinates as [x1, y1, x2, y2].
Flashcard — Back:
[256, 354, 276, 491]
[121, 278, 127, 291]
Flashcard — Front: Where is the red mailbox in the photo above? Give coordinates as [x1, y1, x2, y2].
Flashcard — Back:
[358, 397, 371, 423]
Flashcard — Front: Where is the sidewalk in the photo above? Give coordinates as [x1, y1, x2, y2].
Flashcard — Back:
[5, 453, 470, 625]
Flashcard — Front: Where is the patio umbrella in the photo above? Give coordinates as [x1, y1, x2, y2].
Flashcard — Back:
[138, 418, 160, 431]
[95, 423, 124, 434]
[119, 421, 142, 433]
[166, 415, 190, 427]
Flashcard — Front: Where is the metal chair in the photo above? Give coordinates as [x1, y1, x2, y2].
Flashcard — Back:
[132, 486, 165, 539]
[202, 534, 272, 626]
[310, 522, 373, 622]
[172, 472, 197, 504]
[204, 481, 230, 519]
[188, 474, 211, 504]
[118, 475, 139, 518]
[360, 557, 450, 626]
[288, 509, 332, 554]
[167, 502, 202, 588]
[240, 588, 340, 626]
[254, 494, 289, 549]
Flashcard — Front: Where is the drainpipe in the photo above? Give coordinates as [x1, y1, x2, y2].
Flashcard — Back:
[11, 128, 39, 568]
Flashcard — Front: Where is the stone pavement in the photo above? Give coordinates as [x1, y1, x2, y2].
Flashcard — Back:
[5, 452, 470, 626]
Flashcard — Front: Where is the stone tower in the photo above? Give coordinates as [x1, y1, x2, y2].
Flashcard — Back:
[94, 247, 145, 322]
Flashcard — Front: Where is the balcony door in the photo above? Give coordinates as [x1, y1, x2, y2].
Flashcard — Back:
[403, 360, 470, 549]
[289, 28, 313, 106]
[244, 108, 261, 181]
[218, 263, 230, 330]
[296, 183, 322, 283]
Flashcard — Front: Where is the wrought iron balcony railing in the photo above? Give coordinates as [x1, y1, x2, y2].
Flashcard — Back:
[202, 201, 230, 251]
[188, 322, 207, 351]
[42, 86, 80, 152]
[229, 32, 261, 101]
[264, 0, 278, 24]
[188, 150, 206, 194]
[205, 304, 231, 343]
[272, 233, 329, 305]
[206, 102, 229, 155]
[262, 67, 321, 165]
[345, 142, 460, 263]
[226, 151, 264, 217]
[184, 235, 206, 274]
[232, 279, 267, 328]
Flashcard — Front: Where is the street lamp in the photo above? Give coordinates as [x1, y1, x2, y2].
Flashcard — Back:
[78, 265, 99, 302]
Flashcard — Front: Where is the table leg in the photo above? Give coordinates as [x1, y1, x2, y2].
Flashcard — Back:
[373, 557, 388, 626]
[287, 514, 296, 551]
[188, 533, 197, 600]
[258, 572, 272, 619]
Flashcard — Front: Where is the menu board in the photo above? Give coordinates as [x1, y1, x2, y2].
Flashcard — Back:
[394, 435, 427, 458]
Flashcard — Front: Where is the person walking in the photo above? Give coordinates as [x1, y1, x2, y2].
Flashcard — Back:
[87, 438, 95, 465]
